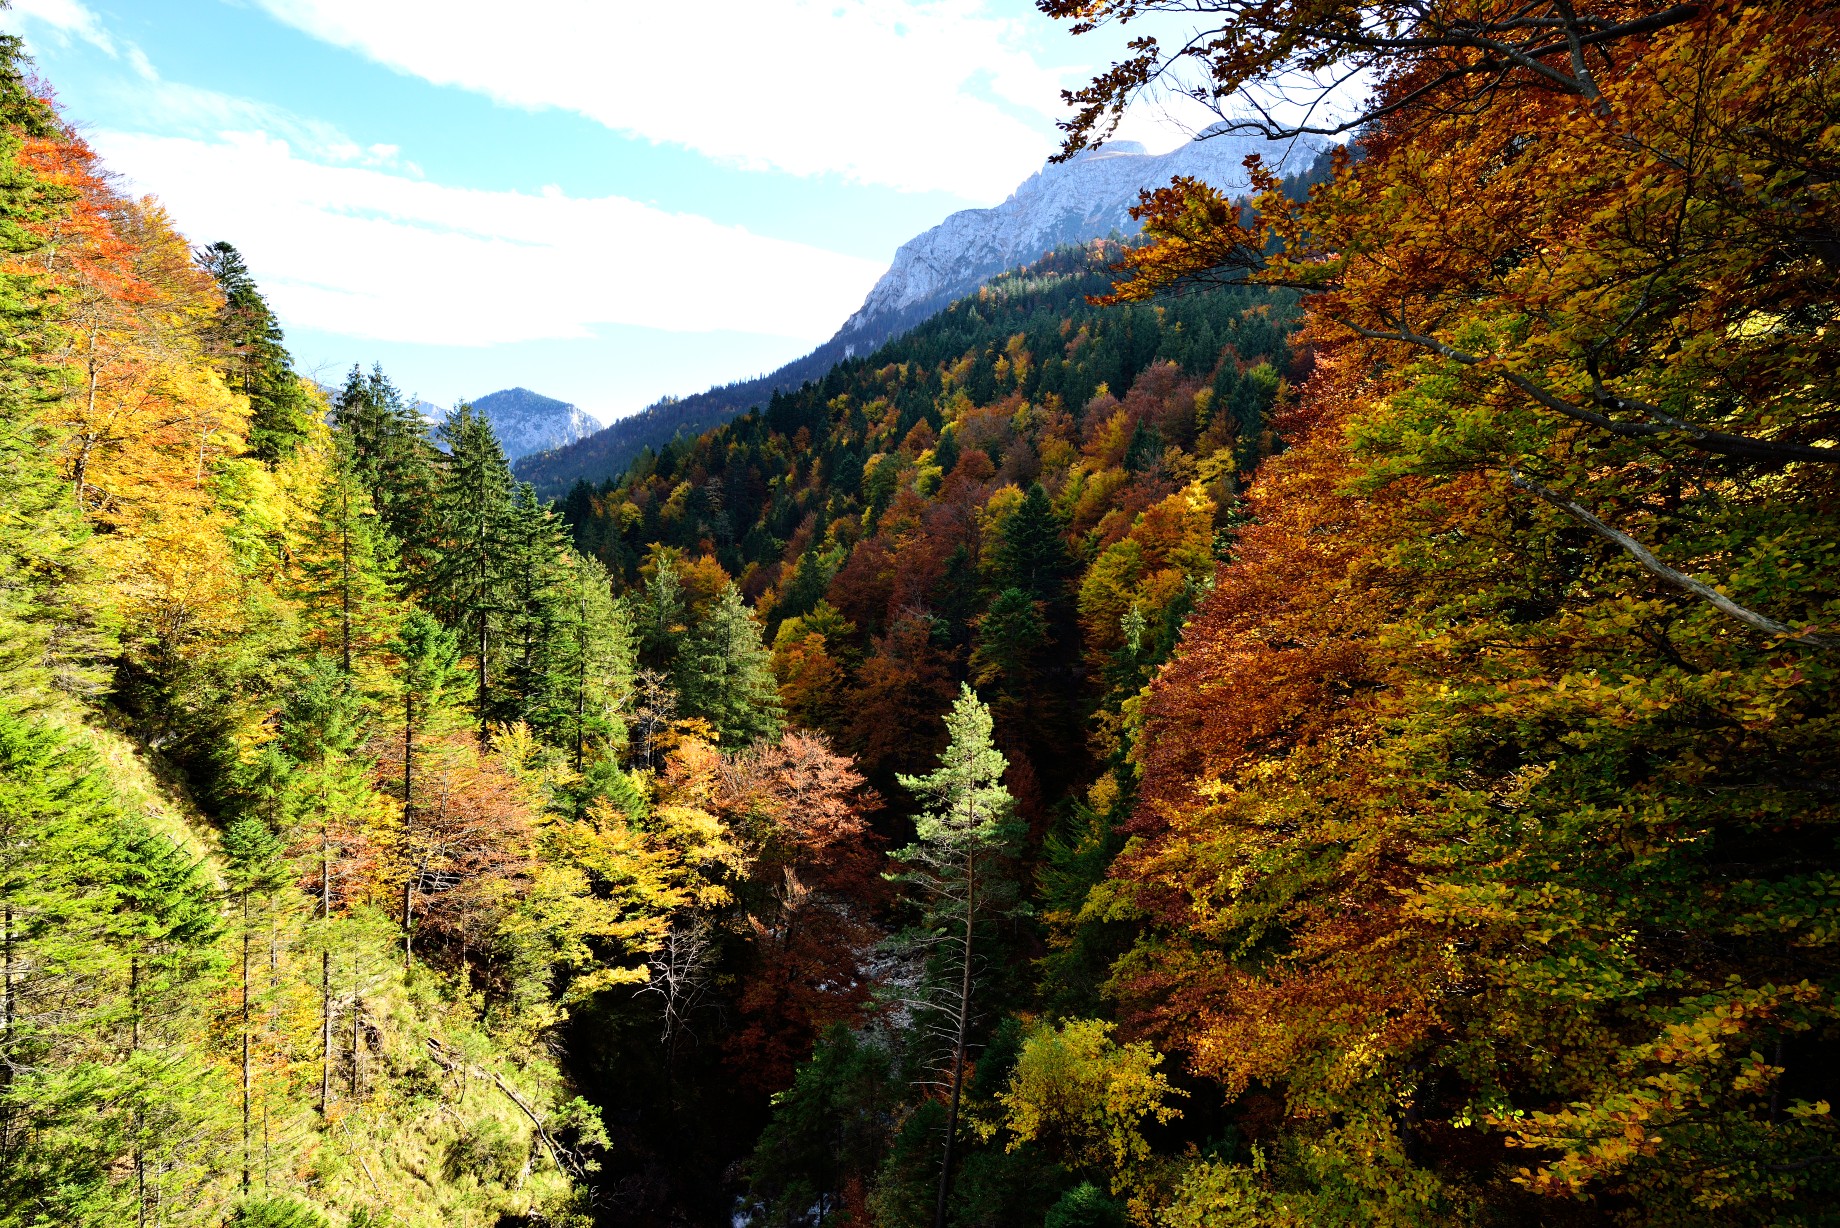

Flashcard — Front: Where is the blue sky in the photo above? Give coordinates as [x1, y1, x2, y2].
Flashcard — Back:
[1, 0, 1207, 422]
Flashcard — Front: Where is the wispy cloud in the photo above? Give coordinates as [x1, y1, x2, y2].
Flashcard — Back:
[96, 129, 886, 346]
[249, 0, 1074, 201]
[7, 0, 886, 348]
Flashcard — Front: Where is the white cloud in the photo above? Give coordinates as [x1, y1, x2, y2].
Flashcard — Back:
[94, 129, 886, 346]
[1, 0, 116, 53]
[249, 0, 1072, 201]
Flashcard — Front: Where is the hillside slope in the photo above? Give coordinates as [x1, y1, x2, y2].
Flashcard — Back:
[514, 136, 1327, 497]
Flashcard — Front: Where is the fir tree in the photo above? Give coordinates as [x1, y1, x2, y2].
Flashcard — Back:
[499, 483, 570, 729]
[430, 405, 514, 744]
[196, 241, 314, 465]
[675, 582, 782, 747]
[992, 483, 1072, 605]
[388, 611, 470, 971]
[0, 37, 101, 706]
[333, 364, 437, 576]
[545, 552, 634, 775]
[293, 439, 402, 677]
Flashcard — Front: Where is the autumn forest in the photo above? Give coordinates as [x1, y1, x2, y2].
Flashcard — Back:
[1, 2, 1836, 1226]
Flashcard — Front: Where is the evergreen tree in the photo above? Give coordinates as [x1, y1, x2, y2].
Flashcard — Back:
[545, 552, 635, 774]
[332, 364, 437, 576]
[675, 582, 783, 747]
[196, 241, 315, 465]
[637, 552, 687, 674]
[992, 484, 1072, 605]
[293, 439, 403, 677]
[969, 588, 1049, 718]
[499, 483, 570, 729]
[430, 405, 514, 744]
[0, 710, 132, 1218]
[221, 815, 286, 1194]
[890, 686, 1022, 1228]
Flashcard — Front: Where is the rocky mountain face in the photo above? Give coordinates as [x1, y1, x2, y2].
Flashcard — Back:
[471, 387, 598, 463]
[832, 129, 1316, 358]
[514, 131, 1322, 496]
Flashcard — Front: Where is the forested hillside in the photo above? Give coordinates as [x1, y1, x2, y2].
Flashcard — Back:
[3, 1, 1838, 1227]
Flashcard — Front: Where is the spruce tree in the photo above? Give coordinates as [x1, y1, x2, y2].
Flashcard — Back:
[332, 364, 437, 578]
[675, 583, 782, 747]
[293, 440, 402, 677]
[0, 37, 103, 706]
[196, 241, 314, 465]
[499, 483, 570, 728]
[221, 816, 286, 1194]
[993, 483, 1072, 605]
[545, 552, 635, 774]
[430, 405, 514, 745]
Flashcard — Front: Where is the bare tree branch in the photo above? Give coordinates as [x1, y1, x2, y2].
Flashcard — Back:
[1508, 470, 1832, 648]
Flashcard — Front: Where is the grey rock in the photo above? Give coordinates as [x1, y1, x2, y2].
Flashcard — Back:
[468, 387, 598, 463]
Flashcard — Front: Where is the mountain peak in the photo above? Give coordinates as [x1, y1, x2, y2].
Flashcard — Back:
[469, 387, 597, 462]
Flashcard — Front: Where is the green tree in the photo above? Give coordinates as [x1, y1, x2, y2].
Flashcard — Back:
[891, 686, 1022, 1228]
[293, 439, 402, 676]
[221, 815, 286, 1193]
[545, 552, 634, 774]
[333, 364, 437, 575]
[675, 582, 782, 747]
[430, 405, 513, 745]
[196, 241, 314, 465]
[992, 484, 1071, 605]
[499, 483, 571, 729]
[0, 36, 100, 707]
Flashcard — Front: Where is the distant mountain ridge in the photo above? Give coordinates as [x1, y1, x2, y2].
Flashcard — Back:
[470, 387, 597, 463]
[514, 131, 1324, 497]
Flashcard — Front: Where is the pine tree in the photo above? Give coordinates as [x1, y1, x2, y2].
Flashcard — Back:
[675, 583, 783, 747]
[890, 686, 1022, 1228]
[221, 816, 286, 1194]
[196, 241, 314, 465]
[430, 405, 513, 745]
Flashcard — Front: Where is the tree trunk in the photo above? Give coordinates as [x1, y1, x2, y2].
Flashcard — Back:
[477, 607, 490, 748]
[350, 976, 361, 1100]
[241, 891, 251, 1192]
[320, 948, 331, 1117]
[339, 505, 353, 674]
[403, 692, 415, 974]
[3, 904, 13, 1083]
[934, 860, 976, 1228]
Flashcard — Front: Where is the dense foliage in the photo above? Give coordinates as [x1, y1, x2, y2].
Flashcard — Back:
[4, 0, 1836, 1224]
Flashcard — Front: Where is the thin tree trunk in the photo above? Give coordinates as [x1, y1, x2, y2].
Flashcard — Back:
[3, 905, 12, 1081]
[575, 596, 588, 774]
[934, 860, 975, 1228]
[340, 501, 353, 674]
[350, 975, 361, 1100]
[477, 607, 489, 748]
[403, 692, 415, 974]
[241, 891, 251, 1192]
[320, 948, 331, 1116]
